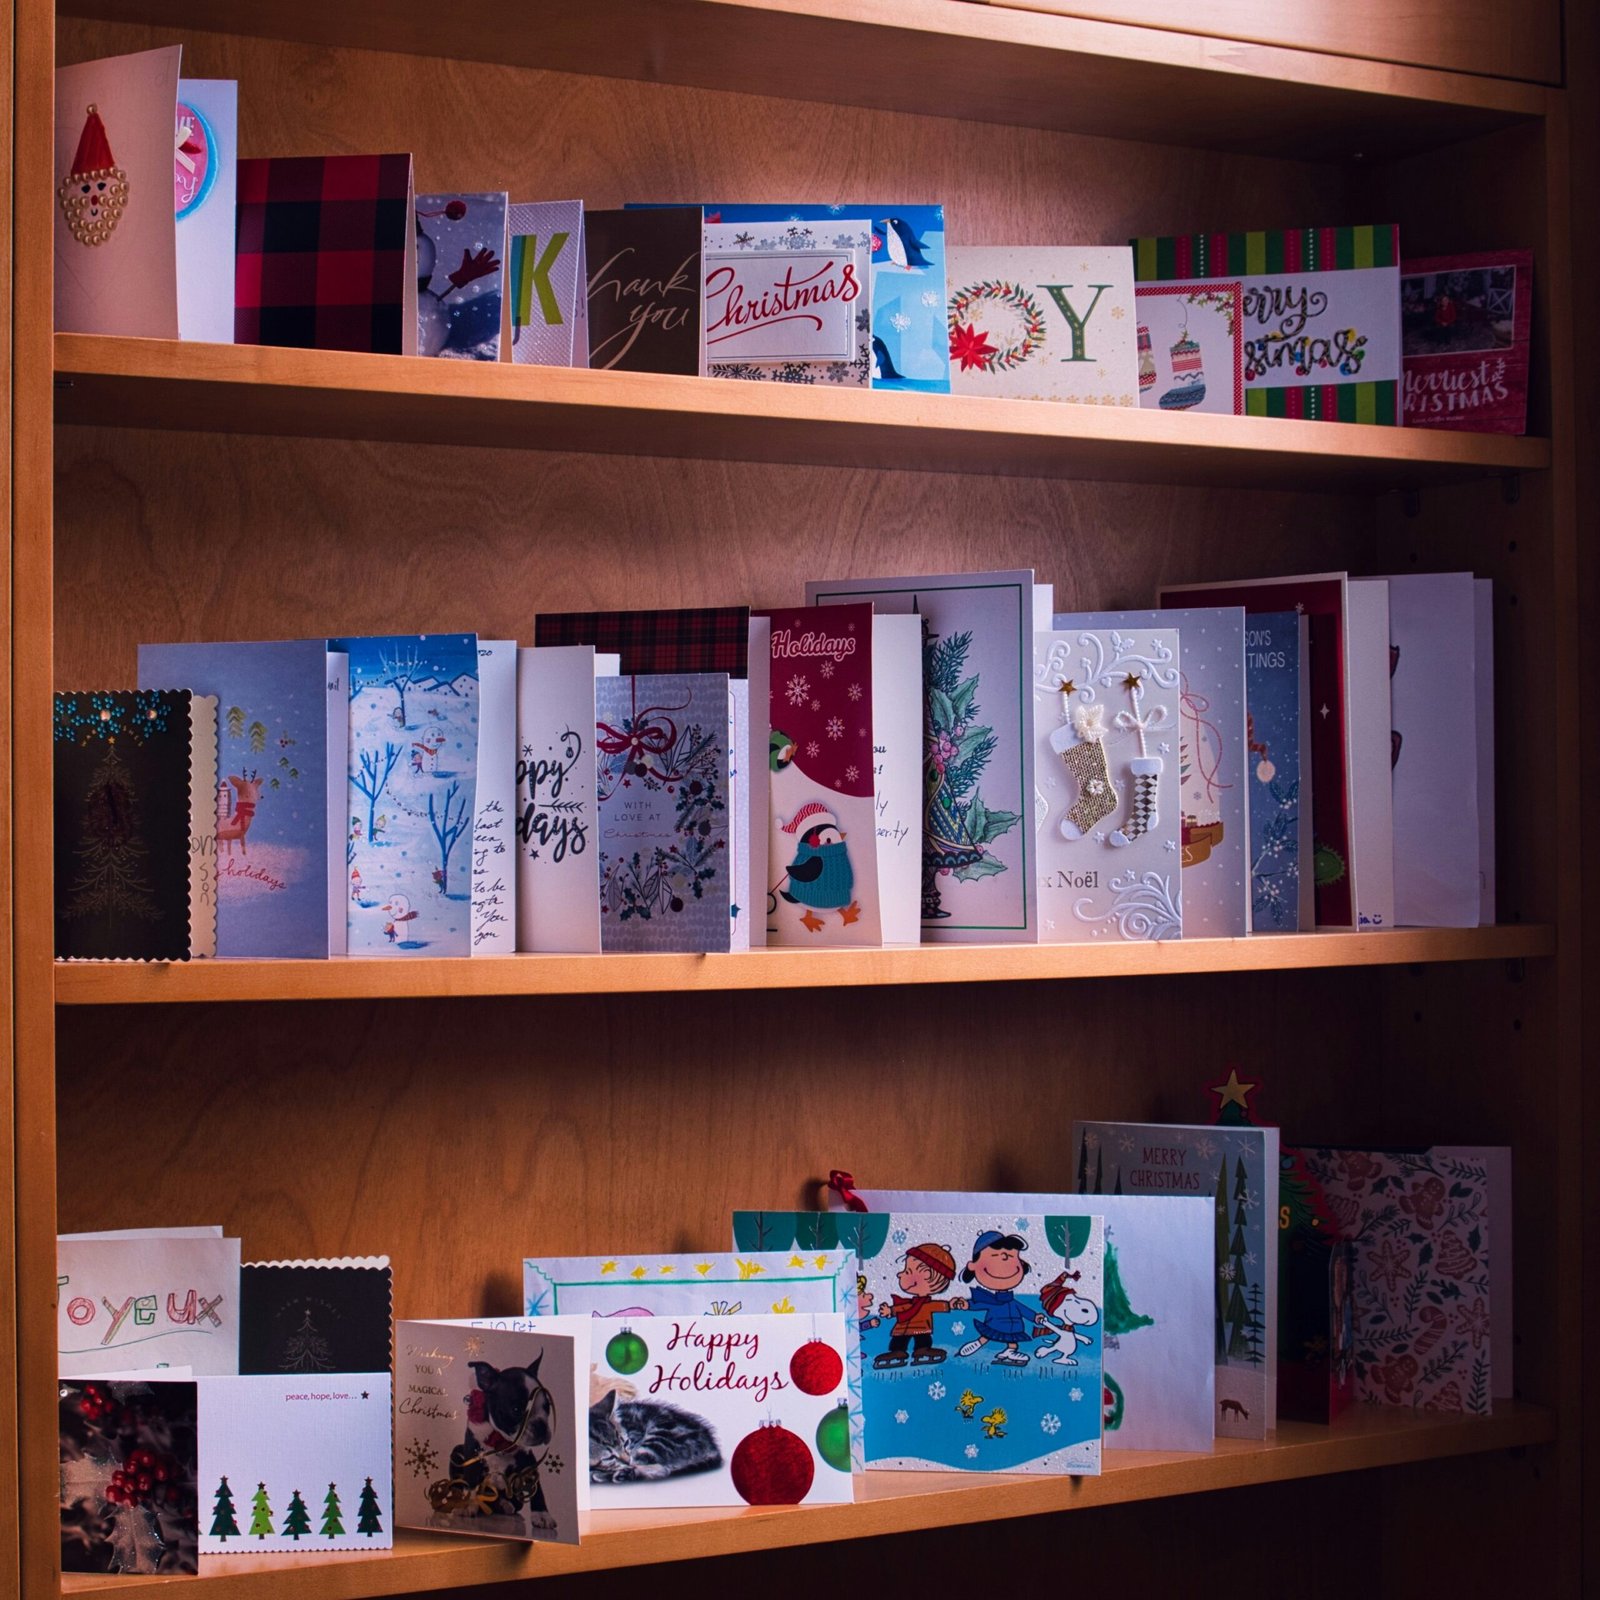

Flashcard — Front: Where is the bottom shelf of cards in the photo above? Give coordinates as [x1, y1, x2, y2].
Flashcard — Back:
[60, 1402, 1551, 1599]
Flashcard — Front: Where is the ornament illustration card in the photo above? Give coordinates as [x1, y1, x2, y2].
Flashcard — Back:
[534, 605, 751, 677]
[56, 46, 182, 338]
[1162, 574, 1355, 928]
[416, 191, 507, 359]
[1134, 226, 1401, 422]
[945, 246, 1137, 404]
[1055, 608, 1248, 935]
[1033, 629, 1183, 944]
[61, 1377, 199, 1574]
[808, 571, 1036, 941]
[1134, 279, 1242, 412]
[703, 218, 871, 384]
[236, 154, 417, 353]
[139, 640, 345, 958]
[1347, 580, 1395, 930]
[1076, 1120, 1279, 1438]
[175, 78, 237, 344]
[197, 1375, 391, 1553]
[54, 690, 217, 963]
[1402, 251, 1531, 433]
[239, 1259, 392, 1377]
[584, 207, 703, 374]
[595, 673, 731, 952]
[334, 633, 479, 956]
[510, 200, 586, 365]
[471, 641, 517, 953]
[1243, 612, 1308, 931]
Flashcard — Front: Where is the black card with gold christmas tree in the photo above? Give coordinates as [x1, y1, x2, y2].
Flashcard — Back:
[53, 689, 217, 961]
[239, 1258, 393, 1376]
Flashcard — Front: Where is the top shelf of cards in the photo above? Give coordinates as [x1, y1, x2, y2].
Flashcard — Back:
[58, 0, 1551, 158]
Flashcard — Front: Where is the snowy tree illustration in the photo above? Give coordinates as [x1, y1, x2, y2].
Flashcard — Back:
[249, 1482, 274, 1539]
[1246, 1282, 1265, 1363]
[1226, 1157, 1252, 1359]
[356, 1477, 383, 1537]
[380, 643, 425, 728]
[428, 780, 472, 896]
[320, 1483, 344, 1538]
[352, 742, 401, 841]
[1103, 1238, 1154, 1335]
[282, 1307, 334, 1373]
[209, 1476, 240, 1540]
[63, 742, 161, 924]
[281, 1489, 312, 1541]
[1251, 773, 1300, 928]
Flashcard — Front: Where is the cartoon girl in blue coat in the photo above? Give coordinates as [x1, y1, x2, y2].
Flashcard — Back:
[956, 1230, 1055, 1367]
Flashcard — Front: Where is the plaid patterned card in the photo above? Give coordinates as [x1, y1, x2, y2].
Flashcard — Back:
[236, 153, 416, 353]
[533, 606, 751, 677]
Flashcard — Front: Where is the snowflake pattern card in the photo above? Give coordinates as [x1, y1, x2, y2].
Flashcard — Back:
[1348, 579, 1395, 930]
[197, 1375, 392, 1554]
[534, 605, 751, 677]
[1033, 629, 1184, 943]
[595, 673, 732, 952]
[946, 246, 1138, 405]
[55, 46, 182, 338]
[1134, 280, 1243, 413]
[584, 207, 703, 374]
[808, 571, 1037, 941]
[415, 191, 507, 359]
[1243, 612, 1309, 931]
[333, 633, 479, 957]
[510, 200, 586, 365]
[238, 1258, 392, 1377]
[175, 78, 236, 344]
[1077, 1120, 1280, 1438]
[61, 1377, 199, 1574]
[1055, 608, 1248, 936]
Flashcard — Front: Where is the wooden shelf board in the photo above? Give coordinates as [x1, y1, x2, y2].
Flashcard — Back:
[55, 336, 1550, 491]
[53, 924, 1553, 1005]
[59, 0, 1548, 157]
[60, 1402, 1552, 1597]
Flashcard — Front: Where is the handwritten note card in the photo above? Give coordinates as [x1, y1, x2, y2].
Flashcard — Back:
[471, 641, 516, 954]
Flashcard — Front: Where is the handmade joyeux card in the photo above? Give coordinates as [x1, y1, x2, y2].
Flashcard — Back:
[1162, 574, 1356, 927]
[808, 571, 1037, 941]
[61, 1377, 200, 1574]
[1134, 279, 1243, 412]
[334, 633, 479, 956]
[415, 191, 508, 359]
[945, 246, 1138, 404]
[1243, 612, 1310, 931]
[1033, 629, 1184, 943]
[1347, 580, 1395, 930]
[395, 1321, 580, 1544]
[1134, 226, 1401, 422]
[1055, 608, 1247, 936]
[1402, 251, 1532, 433]
[510, 201, 587, 365]
[175, 78, 237, 343]
[703, 218, 871, 385]
[1076, 1120, 1280, 1438]
[595, 673, 732, 952]
[238, 1258, 392, 1377]
[139, 640, 346, 958]
[584, 207, 703, 374]
[535, 606, 751, 677]
[469, 641, 516, 953]
[58, 1232, 241, 1377]
[56, 46, 182, 338]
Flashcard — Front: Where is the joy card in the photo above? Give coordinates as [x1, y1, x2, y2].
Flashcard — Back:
[416, 191, 508, 359]
[584, 207, 703, 374]
[1134, 280, 1243, 413]
[1034, 628, 1183, 943]
[238, 1258, 392, 1377]
[510, 200, 587, 365]
[1243, 612, 1310, 930]
[175, 78, 237, 344]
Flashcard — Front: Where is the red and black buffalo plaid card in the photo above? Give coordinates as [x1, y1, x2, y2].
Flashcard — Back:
[235, 153, 417, 353]
[534, 607, 751, 677]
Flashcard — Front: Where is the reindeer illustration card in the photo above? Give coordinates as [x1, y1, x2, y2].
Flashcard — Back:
[239, 1259, 392, 1377]
[510, 200, 586, 365]
[415, 191, 507, 359]
[331, 634, 479, 957]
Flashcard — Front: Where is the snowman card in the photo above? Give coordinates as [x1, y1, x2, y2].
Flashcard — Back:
[416, 192, 507, 360]
[510, 200, 587, 366]
[1033, 628, 1184, 943]
[1134, 280, 1243, 414]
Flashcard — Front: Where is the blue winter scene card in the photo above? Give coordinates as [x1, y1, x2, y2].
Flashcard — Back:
[139, 639, 341, 957]
[333, 634, 479, 956]
[1244, 611, 1304, 930]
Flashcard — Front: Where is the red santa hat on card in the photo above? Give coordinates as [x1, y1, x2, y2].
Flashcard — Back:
[58, 102, 127, 246]
[69, 104, 117, 176]
[781, 801, 837, 835]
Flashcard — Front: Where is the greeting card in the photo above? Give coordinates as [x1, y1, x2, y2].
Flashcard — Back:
[509, 200, 586, 365]
[1278, 1149, 1356, 1425]
[1134, 226, 1401, 422]
[1033, 629, 1184, 943]
[1243, 612, 1310, 931]
[198, 1376, 392, 1553]
[534, 605, 751, 676]
[471, 641, 517, 953]
[808, 571, 1037, 941]
[872, 615, 928, 946]
[945, 246, 1137, 404]
[333, 633, 479, 956]
[175, 78, 237, 344]
[139, 640, 346, 958]
[61, 1377, 199, 1573]
[1162, 574, 1356, 927]
[415, 191, 507, 359]
[1076, 1120, 1279, 1438]
[1134, 279, 1243, 413]
[1055, 608, 1248, 935]
[236, 154, 417, 353]
[1402, 251, 1532, 433]
[584, 207, 703, 374]
[703, 218, 871, 384]
[1474, 581, 1497, 923]
[238, 1258, 392, 1377]
[728, 679, 751, 950]
[595, 673, 731, 952]
[53, 690, 217, 962]
[55, 46, 182, 338]
[1348, 579, 1395, 929]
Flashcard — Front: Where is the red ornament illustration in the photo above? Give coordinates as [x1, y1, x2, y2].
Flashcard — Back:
[788, 1340, 844, 1397]
[729, 1421, 814, 1506]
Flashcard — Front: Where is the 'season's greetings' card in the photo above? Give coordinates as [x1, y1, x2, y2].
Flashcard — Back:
[1243, 612, 1310, 931]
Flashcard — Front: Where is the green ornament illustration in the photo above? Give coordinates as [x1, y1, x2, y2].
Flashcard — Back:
[606, 1327, 649, 1375]
[814, 1400, 852, 1473]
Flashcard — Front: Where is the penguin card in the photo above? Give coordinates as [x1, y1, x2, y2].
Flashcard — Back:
[1133, 280, 1244, 414]
[945, 246, 1138, 405]
[415, 192, 508, 360]
[509, 200, 586, 366]
[56, 46, 183, 338]
[175, 78, 238, 345]
[1033, 628, 1184, 943]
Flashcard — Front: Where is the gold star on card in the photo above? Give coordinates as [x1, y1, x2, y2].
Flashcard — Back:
[1211, 1068, 1256, 1110]
[1122, 672, 1143, 691]
[1058, 678, 1077, 696]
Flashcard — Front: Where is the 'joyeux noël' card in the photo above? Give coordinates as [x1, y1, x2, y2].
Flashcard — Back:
[1077, 1120, 1280, 1438]
[808, 571, 1037, 941]
[1033, 629, 1184, 943]
[238, 1258, 392, 1377]
[584, 207, 703, 374]
[1244, 612, 1310, 931]
[1135, 280, 1243, 413]
[535, 606, 751, 677]
[175, 78, 237, 344]
[510, 201, 586, 366]
[945, 246, 1138, 405]
[334, 633, 479, 957]
[416, 191, 508, 360]
[198, 1376, 391, 1554]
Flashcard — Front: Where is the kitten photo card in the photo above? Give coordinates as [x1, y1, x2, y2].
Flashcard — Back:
[510, 200, 586, 365]
[238, 1258, 392, 1377]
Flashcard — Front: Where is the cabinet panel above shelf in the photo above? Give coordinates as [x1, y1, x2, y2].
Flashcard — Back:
[55, 336, 1548, 491]
[53, 924, 1553, 1005]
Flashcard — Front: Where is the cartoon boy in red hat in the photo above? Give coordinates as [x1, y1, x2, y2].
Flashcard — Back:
[874, 1243, 968, 1368]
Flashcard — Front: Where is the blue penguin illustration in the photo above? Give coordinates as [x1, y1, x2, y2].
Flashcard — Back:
[778, 802, 856, 923]
[883, 216, 932, 270]
[872, 335, 905, 383]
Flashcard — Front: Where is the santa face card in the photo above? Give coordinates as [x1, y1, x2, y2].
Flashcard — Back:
[509, 200, 586, 365]
[1134, 280, 1243, 413]
[416, 191, 507, 360]
[175, 78, 237, 344]
[238, 1258, 392, 1377]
